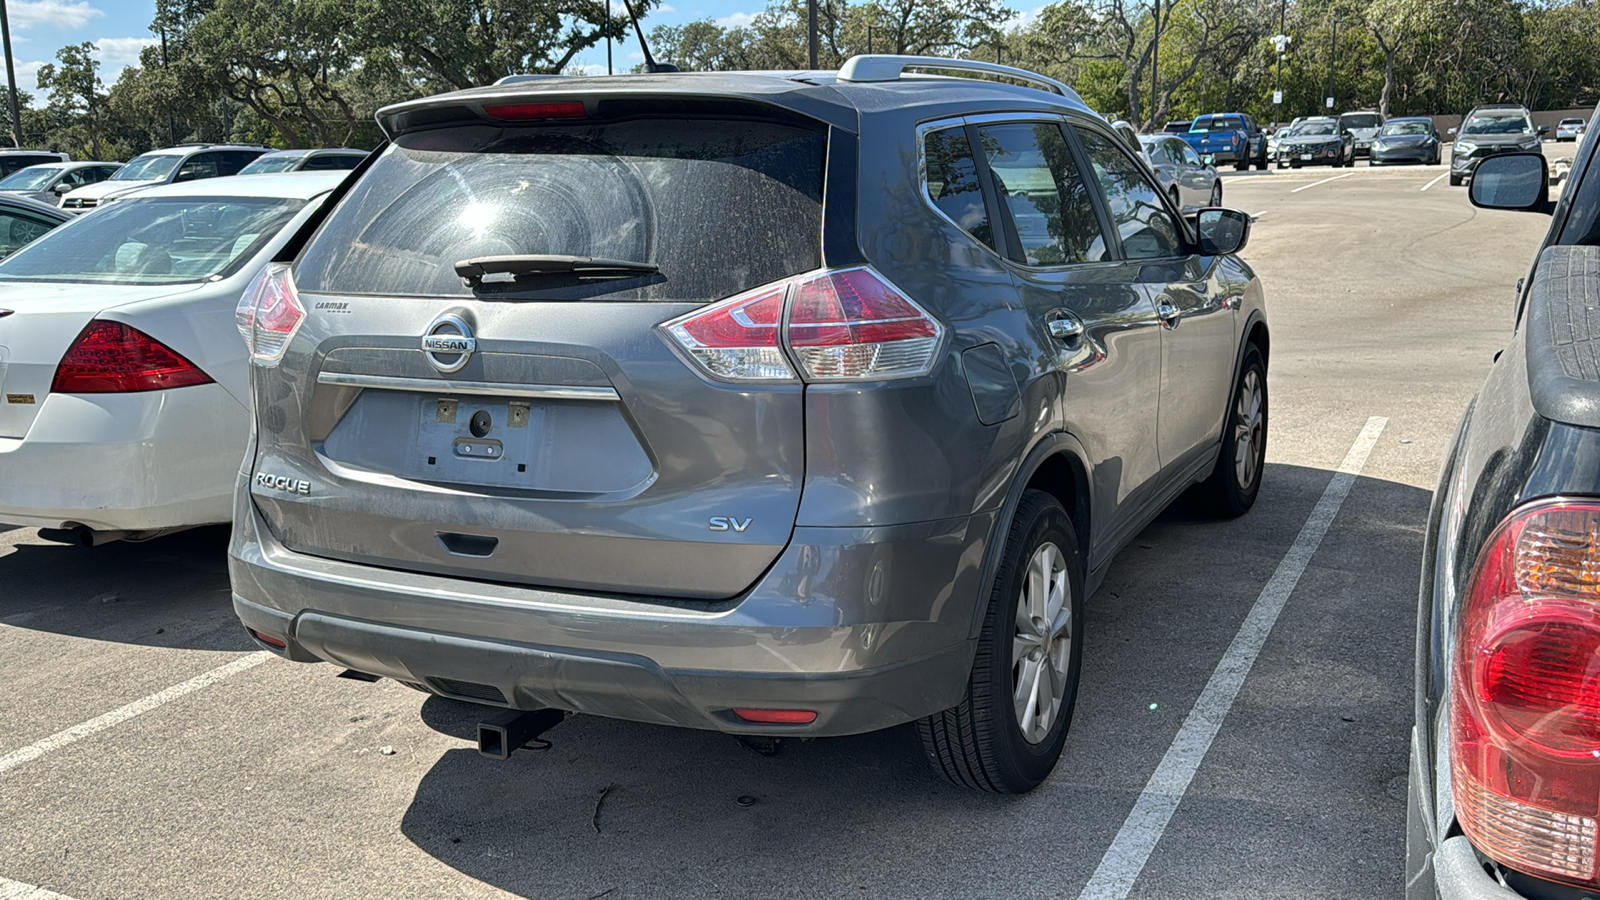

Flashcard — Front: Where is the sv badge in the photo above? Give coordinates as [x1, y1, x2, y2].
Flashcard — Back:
[708, 516, 752, 533]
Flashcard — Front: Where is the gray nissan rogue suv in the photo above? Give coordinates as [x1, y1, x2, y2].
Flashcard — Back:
[230, 55, 1270, 793]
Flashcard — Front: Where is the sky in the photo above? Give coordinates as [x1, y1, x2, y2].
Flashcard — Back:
[0, 0, 783, 104]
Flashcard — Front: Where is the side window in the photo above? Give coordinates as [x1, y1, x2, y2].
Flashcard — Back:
[976, 122, 1109, 267]
[219, 152, 258, 175]
[1179, 143, 1203, 167]
[923, 126, 997, 253]
[1163, 141, 1186, 166]
[303, 154, 360, 170]
[175, 153, 222, 182]
[0, 209, 56, 258]
[1074, 127, 1185, 261]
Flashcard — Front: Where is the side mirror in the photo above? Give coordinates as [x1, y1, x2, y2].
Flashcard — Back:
[1202, 154, 1215, 166]
[1447, 127, 1458, 136]
[1468, 153, 1550, 213]
[1195, 208, 1251, 255]
[1538, 125, 1550, 135]
[53, 183, 72, 194]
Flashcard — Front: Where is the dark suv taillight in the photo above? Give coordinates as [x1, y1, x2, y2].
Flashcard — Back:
[1453, 499, 1600, 886]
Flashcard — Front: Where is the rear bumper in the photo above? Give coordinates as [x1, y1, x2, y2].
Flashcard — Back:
[1371, 147, 1434, 164]
[0, 386, 248, 531]
[230, 492, 992, 737]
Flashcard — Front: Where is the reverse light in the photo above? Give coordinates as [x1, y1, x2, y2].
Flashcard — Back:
[51, 320, 214, 393]
[482, 101, 588, 121]
[661, 266, 943, 384]
[1453, 499, 1600, 886]
[236, 263, 305, 366]
[733, 708, 817, 725]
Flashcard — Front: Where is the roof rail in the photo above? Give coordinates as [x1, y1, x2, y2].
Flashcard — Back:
[836, 55, 1083, 103]
[494, 74, 569, 85]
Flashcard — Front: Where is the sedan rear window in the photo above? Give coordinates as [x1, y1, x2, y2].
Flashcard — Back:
[294, 118, 826, 301]
[0, 197, 304, 285]
[1190, 116, 1242, 132]
[1340, 114, 1383, 129]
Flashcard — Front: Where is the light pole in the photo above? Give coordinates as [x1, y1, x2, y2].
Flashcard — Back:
[1325, 17, 1337, 112]
[807, 0, 817, 68]
[0, 0, 21, 148]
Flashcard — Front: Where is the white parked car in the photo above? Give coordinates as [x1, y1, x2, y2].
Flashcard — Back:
[58, 144, 269, 213]
[1556, 117, 1587, 142]
[0, 172, 341, 544]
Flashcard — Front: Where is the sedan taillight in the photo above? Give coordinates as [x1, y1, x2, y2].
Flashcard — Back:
[236, 263, 304, 366]
[52, 320, 214, 394]
[1453, 499, 1600, 886]
[662, 266, 943, 383]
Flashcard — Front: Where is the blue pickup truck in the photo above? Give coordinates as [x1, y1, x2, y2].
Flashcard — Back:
[1180, 113, 1269, 171]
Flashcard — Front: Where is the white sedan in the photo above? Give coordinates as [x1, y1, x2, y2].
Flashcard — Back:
[0, 172, 344, 544]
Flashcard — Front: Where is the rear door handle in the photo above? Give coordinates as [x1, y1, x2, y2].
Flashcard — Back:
[1046, 314, 1084, 341]
[1156, 301, 1181, 326]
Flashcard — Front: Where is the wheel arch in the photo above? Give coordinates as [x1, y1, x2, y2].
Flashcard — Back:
[968, 432, 1093, 640]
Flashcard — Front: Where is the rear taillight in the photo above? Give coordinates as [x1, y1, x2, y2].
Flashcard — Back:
[1453, 499, 1600, 886]
[236, 263, 304, 366]
[661, 266, 943, 383]
[51, 320, 214, 394]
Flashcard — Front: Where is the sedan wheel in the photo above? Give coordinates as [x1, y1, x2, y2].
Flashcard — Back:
[1232, 368, 1265, 492]
[1192, 344, 1268, 517]
[1209, 182, 1222, 207]
[1011, 542, 1073, 744]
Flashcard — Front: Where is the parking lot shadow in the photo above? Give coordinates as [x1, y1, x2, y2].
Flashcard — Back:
[396, 461, 1433, 899]
[0, 525, 252, 652]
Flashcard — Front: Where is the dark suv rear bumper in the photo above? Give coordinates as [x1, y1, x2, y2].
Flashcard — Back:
[230, 491, 990, 737]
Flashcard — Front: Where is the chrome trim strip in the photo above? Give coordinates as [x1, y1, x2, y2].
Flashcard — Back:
[316, 371, 620, 401]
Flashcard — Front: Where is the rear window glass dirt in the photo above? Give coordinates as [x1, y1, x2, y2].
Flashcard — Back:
[294, 119, 826, 301]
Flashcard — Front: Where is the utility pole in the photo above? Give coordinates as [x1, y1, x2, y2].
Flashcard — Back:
[867, 24, 873, 54]
[807, 0, 818, 68]
[1325, 17, 1336, 111]
[0, 0, 21, 148]
[1150, 0, 1160, 129]
[1271, 0, 1287, 123]
[605, 0, 613, 75]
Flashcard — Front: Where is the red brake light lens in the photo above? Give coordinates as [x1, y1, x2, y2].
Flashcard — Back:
[51, 320, 214, 394]
[237, 263, 304, 366]
[660, 266, 943, 383]
[1452, 500, 1600, 886]
[482, 101, 588, 121]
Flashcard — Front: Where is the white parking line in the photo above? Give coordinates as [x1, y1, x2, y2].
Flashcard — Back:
[1421, 172, 1449, 191]
[1076, 416, 1388, 900]
[0, 875, 81, 900]
[1288, 172, 1355, 193]
[0, 652, 271, 777]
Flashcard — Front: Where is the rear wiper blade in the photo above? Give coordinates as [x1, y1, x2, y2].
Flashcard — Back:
[455, 255, 659, 286]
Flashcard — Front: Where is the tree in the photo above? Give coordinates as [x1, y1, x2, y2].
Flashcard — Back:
[35, 43, 112, 159]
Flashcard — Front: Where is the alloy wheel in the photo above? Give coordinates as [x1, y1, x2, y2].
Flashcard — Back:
[1012, 542, 1073, 744]
[1233, 369, 1264, 489]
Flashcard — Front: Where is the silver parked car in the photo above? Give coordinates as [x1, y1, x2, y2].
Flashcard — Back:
[1137, 134, 1222, 210]
[0, 161, 120, 206]
[230, 56, 1269, 794]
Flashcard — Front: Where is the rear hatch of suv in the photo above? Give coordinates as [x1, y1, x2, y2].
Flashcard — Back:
[248, 97, 832, 599]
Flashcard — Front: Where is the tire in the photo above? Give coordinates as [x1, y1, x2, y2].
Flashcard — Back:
[1208, 182, 1222, 207]
[1254, 151, 1268, 171]
[918, 490, 1084, 794]
[1192, 345, 1267, 517]
[1233, 155, 1249, 172]
[1449, 174, 1463, 186]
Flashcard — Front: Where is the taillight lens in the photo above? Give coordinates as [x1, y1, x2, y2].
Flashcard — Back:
[51, 320, 214, 393]
[1453, 499, 1600, 886]
[661, 266, 943, 383]
[236, 263, 304, 366]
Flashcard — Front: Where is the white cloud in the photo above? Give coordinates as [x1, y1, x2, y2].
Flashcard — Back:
[714, 11, 756, 27]
[93, 36, 158, 69]
[9, 0, 103, 30]
[16, 60, 46, 99]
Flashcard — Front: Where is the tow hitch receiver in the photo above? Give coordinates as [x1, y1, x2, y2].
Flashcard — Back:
[478, 708, 567, 759]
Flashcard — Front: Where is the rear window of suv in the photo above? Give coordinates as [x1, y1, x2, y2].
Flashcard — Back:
[294, 118, 826, 301]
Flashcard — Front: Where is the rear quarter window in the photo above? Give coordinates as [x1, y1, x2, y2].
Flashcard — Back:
[294, 118, 826, 302]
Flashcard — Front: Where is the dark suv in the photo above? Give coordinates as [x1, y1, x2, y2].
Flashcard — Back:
[1407, 102, 1600, 897]
[1449, 103, 1545, 186]
[229, 55, 1270, 793]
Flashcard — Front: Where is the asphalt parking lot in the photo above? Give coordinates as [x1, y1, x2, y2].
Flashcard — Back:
[0, 143, 1583, 900]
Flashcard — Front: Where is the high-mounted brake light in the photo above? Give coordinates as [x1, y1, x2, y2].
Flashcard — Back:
[661, 266, 943, 383]
[482, 101, 588, 121]
[1453, 499, 1600, 887]
[236, 263, 305, 366]
[51, 320, 214, 393]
